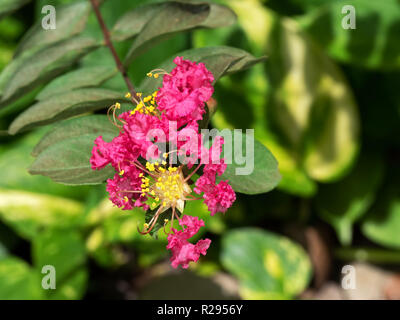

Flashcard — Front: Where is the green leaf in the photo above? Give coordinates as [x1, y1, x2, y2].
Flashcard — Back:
[0, 129, 93, 200]
[361, 181, 400, 249]
[112, 1, 235, 42]
[315, 155, 384, 245]
[29, 134, 115, 185]
[124, 1, 236, 65]
[0, 36, 98, 108]
[194, 1, 360, 196]
[32, 115, 118, 157]
[0, 257, 43, 300]
[36, 66, 118, 101]
[221, 228, 312, 299]
[9, 88, 126, 134]
[140, 46, 266, 94]
[14, 1, 91, 56]
[32, 228, 87, 299]
[217, 130, 281, 194]
[0, 188, 83, 239]
[299, 0, 400, 70]
[110, 2, 163, 42]
[0, 0, 30, 20]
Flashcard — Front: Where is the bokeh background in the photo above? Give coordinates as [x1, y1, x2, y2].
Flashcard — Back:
[0, 0, 399, 300]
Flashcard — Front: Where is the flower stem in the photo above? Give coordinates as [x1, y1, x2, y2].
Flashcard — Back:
[90, 0, 137, 98]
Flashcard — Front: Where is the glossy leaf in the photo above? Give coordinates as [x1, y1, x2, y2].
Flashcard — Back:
[221, 228, 312, 299]
[36, 66, 117, 101]
[9, 88, 125, 134]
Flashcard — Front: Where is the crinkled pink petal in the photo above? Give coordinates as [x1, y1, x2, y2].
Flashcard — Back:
[203, 180, 236, 216]
[167, 215, 211, 269]
[106, 166, 146, 210]
[156, 57, 214, 128]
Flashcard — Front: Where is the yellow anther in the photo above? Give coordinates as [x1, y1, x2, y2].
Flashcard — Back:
[155, 197, 159, 201]
[115, 102, 121, 109]
[125, 92, 131, 98]
[123, 196, 129, 202]
[119, 170, 124, 176]
[152, 202, 159, 210]
[162, 201, 167, 207]
[154, 73, 159, 79]
[164, 219, 169, 223]
[139, 173, 143, 177]
[144, 223, 149, 229]
[162, 160, 167, 165]
[146, 72, 153, 77]
[137, 92, 142, 97]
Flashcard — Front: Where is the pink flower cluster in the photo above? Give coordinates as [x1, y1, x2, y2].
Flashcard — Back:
[90, 57, 235, 268]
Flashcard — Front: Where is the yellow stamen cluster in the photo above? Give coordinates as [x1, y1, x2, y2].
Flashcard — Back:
[140, 160, 191, 212]
[130, 91, 158, 115]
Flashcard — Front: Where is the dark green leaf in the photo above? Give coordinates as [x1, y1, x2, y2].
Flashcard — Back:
[221, 228, 312, 299]
[29, 134, 115, 185]
[9, 88, 126, 134]
[32, 115, 118, 157]
[0, 129, 93, 199]
[112, 1, 235, 42]
[140, 46, 266, 94]
[124, 2, 237, 65]
[111, 2, 163, 42]
[0, 36, 98, 108]
[14, 1, 91, 56]
[218, 130, 281, 195]
[36, 66, 118, 101]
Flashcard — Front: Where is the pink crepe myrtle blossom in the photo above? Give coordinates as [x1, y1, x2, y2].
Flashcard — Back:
[155, 56, 214, 129]
[90, 58, 235, 268]
[167, 215, 211, 269]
